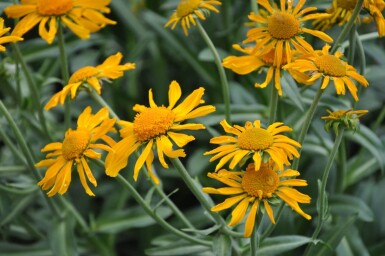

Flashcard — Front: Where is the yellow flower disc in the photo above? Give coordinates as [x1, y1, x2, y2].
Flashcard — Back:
[337, 0, 357, 9]
[176, 0, 201, 17]
[37, 0, 73, 16]
[267, 12, 300, 39]
[62, 130, 91, 160]
[133, 107, 176, 142]
[315, 55, 346, 77]
[242, 164, 279, 198]
[69, 66, 99, 83]
[237, 127, 273, 151]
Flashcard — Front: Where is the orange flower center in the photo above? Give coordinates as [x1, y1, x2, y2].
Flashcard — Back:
[337, 0, 357, 9]
[133, 107, 176, 142]
[176, 0, 201, 17]
[69, 66, 99, 83]
[62, 129, 91, 160]
[267, 12, 300, 39]
[315, 55, 346, 77]
[237, 127, 273, 151]
[242, 163, 279, 198]
[37, 0, 73, 16]
[261, 49, 287, 66]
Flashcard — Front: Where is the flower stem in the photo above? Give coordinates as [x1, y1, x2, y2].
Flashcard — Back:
[304, 128, 345, 255]
[11, 44, 52, 141]
[250, 210, 263, 256]
[331, 0, 364, 54]
[251, 0, 259, 14]
[0, 100, 62, 218]
[268, 84, 278, 124]
[88, 88, 121, 121]
[57, 21, 71, 129]
[196, 21, 231, 123]
[336, 138, 347, 193]
[115, 174, 211, 246]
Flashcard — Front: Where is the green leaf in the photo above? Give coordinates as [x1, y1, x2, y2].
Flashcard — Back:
[229, 81, 258, 105]
[345, 125, 385, 172]
[0, 194, 36, 226]
[212, 233, 232, 256]
[329, 194, 374, 222]
[146, 241, 209, 256]
[49, 216, 77, 256]
[306, 215, 357, 256]
[93, 206, 172, 234]
[345, 154, 378, 188]
[245, 236, 312, 256]
[0, 242, 53, 256]
[281, 73, 304, 111]
[198, 47, 228, 62]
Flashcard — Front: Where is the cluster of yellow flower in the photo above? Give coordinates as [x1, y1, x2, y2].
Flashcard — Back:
[0, 0, 376, 238]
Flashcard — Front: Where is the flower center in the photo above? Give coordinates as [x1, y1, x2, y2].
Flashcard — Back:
[176, 0, 201, 17]
[237, 127, 274, 151]
[37, 0, 73, 16]
[62, 129, 91, 161]
[69, 66, 99, 83]
[267, 12, 300, 39]
[261, 49, 287, 66]
[315, 55, 346, 77]
[242, 163, 279, 198]
[337, 0, 357, 9]
[133, 107, 176, 142]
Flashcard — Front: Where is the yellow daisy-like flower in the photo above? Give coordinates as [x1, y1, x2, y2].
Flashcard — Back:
[35, 107, 116, 197]
[204, 120, 301, 172]
[313, 0, 385, 37]
[283, 44, 369, 101]
[105, 80, 216, 184]
[164, 0, 222, 36]
[203, 162, 311, 237]
[0, 18, 23, 51]
[222, 44, 311, 96]
[45, 52, 135, 111]
[4, 0, 116, 44]
[244, 0, 333, 68]
[322, 108, 368, 133]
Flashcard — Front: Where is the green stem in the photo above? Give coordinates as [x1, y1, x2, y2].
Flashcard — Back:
[353, 30, 366, 108]
[88, 89, 120, 121]
[347, 24, 357, 64]
[292, 86, 324, 170]
[336, 138, 347, 193]
[0, 100, 62, 218]
[305, 128, 345, 255]
[341, 32, 379, 49]
[260, 202, 284, 241]
[57, 21, 71, 129]
[196, 21, 231, 123]
[11, 44, 51, 140]
[268, 84, 278, 124]
[250, 211, 263, 256]
[251, 0, 259, 14]
[372, 106, 385, 131]
[115, 174, 211, 246]
[331, 0, 364, 54]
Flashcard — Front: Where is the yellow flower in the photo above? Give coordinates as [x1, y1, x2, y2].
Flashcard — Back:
[222, 44, 311, 96]
[244, 0, 333, 68]
[0, 18, 23, 51]
[4, 0, 116, 44]
[35, 107, 116, 197]
[313, 0, 385, 37]
[45, 52, 135, 111]
[203, 162, 311, 237]
[105, 80, 216, 184]
[204, 120, 301, 172]
[164, 0, 222, 36]
[283, 44, 369, 101]
[322, 108, 368, 134]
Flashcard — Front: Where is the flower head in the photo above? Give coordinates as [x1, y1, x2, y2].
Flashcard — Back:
[313, 0, 385, 37]
[164, 0, 222, 36]
[204, 120, 301, 171]
[4, 0, 116, 44]
[244, 0, 333, 68]
[0, 18, 23, 51]
[222, 44, 311, 96]
[322, 108, 368, 134]
[105, 80, 215, 184]
[36, 107, 116, 196]
[283, 44, 369, 101]
[203, 162, 311, 237]
[45, 52, 135, 110]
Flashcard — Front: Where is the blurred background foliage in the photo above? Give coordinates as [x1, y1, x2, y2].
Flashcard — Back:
[1, 0, 385, 255]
